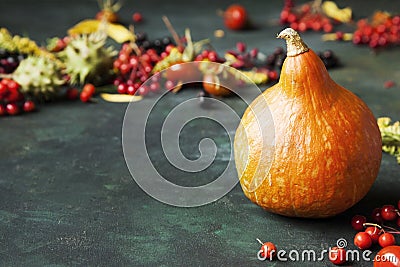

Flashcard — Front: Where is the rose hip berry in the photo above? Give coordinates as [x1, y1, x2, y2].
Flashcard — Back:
[223, 4, 248, 31]
[6, 103, 19, 115]
[379, 233, 396, 248]
[381, 205, 398, 221]
[257, 239, 276, 260]
[365, 226, 382, 244]
[354, 232, 372, 250]
[372, 208, 383, 223]
[117, 83, 127, 94]
[329, 246, 347, 265]
[0, 104, 6, 116]
[132, 12, 143, 23]
[66, 88, 79, 100]
[80, 91, 91, 103]
[23, 100, 35, 112]
[351, 215, 367, 231]
[82, 83, 96, 96]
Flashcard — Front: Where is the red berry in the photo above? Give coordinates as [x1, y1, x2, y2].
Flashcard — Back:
[365, 226, 382, 244]
[323, 23, 333, 33]
[381, 205, 398, 221]
[119, 63, 131, 75]
[249, 48, 258, 58]
[287, 13, 297, 24]
[353, 34, 362, 45]
[165, 44, 175, 54]
[1, 78, 11, 86]
[141, 54, 150, 63]
[351, 215, 367, 231]
[290, 22, 299, 31]
[165, 80, 175, 91]
[161, 51, 169, 59]
[129, 57, 139, 67]
[207, 51, 218, 62]
[149, 82, 160, 93]
[6, 80, 19, 91]
[6, 103, 19, 115]
[280, 10, 290, 24]
[82, 83, 95, 96]
[236, 42, 246, 53]
[384, 80, 396, 89]
[268, 70, 279, 81]
[329, 246, 347, 265]
[138, 85, 149, 96]
[113, 59, 122, 69]
[372, 208, 383, 223]
[354, 232, 372, 250]
[6, 90, 22, 102]
[66, 88, 79, 100]
[298, 22, 307, 32]
[0, 104, 6, 116]
[336, 31, 344, 40]
[379, 233, 396, 248]
[117, 83, 127, 94]
[126, 84, 137, 95]
[259, 241, 277, 260]
[23, 100, 35, 112]
[118, 53, 129, 62]
[113, 79, 122, 86]
[0, 83, 8, 96]
[80, 91, 91, 102]
[223, 4, 248, 31]
[132, 12, 143, 23]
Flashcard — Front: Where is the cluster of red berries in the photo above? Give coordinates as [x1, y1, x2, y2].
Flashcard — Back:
[224, 42, 280, 82]
[113, 43, 161, 96]
[353, 13, 400, 49]
[0, 78, 35, 116]
[351, 201, 399, 250]
[65, 83, 96, 103]
[224, 42, 259, 68]
[193, 49, 224, 63]
[280, 0, 334, 33]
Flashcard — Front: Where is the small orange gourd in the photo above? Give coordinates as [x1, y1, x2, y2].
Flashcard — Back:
[234, 28, 382, 218]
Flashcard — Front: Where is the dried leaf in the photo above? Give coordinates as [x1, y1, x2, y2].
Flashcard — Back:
[68, 19, 134, 43]
[321, 1, 352, 23]
[100, 93, 142, 102]
[182, 28, 194, 62]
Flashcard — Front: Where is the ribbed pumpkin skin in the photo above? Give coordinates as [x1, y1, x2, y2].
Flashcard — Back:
[234, 47, 382, 218]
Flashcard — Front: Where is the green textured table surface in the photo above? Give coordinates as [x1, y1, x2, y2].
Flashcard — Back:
[1, 1, 400, 266]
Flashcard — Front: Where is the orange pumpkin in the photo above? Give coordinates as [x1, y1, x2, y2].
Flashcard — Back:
[234, 28, 382, 218]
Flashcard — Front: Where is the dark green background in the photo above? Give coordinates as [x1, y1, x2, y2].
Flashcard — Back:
[1, 0, 400, 266]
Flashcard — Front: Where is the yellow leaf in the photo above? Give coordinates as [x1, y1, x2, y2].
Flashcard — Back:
[322, 1, 352, 23]
[68, 19, 101, 35]
[106, 23, 135, 43]
[68, 19, 135, 43]
[100, 93, 142, 102]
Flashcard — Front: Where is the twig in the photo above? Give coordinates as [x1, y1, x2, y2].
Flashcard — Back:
[162, 16, 183, 48]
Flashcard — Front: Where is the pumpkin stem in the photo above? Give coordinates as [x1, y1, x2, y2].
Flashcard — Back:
[277, 28, 309, 57]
